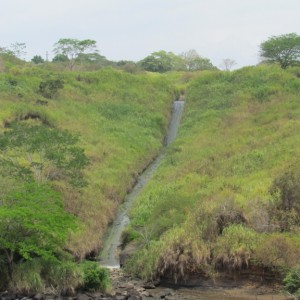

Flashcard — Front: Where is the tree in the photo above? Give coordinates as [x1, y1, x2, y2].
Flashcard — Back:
[53, 38, 98, 70]
[9, 42, 26, 59]
[260, 33, 300, 69]
[0, 123, 89, 187]
[219, 58, 236, 71]
[31, 55, 45, 64]
[139, 50, 182, 73]
[52, 54, 69, 63]
[0, 181, 77, 279]
[180, 49, 216, 71]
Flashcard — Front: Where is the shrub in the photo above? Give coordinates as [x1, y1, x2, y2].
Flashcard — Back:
[269, 166, 300, 231]
[81, 261, 110, 292]
[270, 165, 300, 213]
[254, 233, 300, 270]
[9, 258, 84, 295]
[44, 260, 83, 295]
[284, 266, 300, 299]
[9, 260, 44, 293]
[38, 78, 64, 99]
[213, 225, 258, 270]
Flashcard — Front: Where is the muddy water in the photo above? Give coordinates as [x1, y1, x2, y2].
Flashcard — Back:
[99, 101, 185, 267]
[147, 286, 288, 300]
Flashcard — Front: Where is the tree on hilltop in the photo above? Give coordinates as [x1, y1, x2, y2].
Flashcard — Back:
[139, 50, 182, 73]
[180, 49, 216, 71]
[53, 38, 98, 70]
[260, 33, 300, 69]
[219, 58, 236, 71]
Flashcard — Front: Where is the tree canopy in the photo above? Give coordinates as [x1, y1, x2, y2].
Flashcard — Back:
[139, 50, 216, 73]
[180, 49, 216, 71]
[0, 181, 77, 279]
[0, 122, 88, 282]
[139, 50, 182, 73]
[0, 123, 89, 187]
[260, 33, 300, 69]
[53, 38, 98, 70]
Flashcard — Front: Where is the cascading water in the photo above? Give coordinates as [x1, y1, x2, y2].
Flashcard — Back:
[99, 100, 185, 268]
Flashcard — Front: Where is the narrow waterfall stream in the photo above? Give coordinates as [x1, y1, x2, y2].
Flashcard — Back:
[99, 100, 185, 268]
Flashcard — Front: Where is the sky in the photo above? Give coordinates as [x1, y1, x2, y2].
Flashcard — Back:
[1, 0, 299, 68]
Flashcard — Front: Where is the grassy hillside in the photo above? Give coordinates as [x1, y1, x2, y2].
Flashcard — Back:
[125, 65, 300, 281]
[0, 56, 177, 291]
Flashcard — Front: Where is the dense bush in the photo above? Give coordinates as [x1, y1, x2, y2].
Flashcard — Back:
[284, 266, 300, 298]
[38, 78, 64, 98]
[82, 261, 110, 292]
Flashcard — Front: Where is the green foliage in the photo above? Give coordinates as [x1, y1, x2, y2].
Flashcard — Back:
[53, 38, 98, 70]
[31, 55, 45, 64]
[10, 260, 44, 293]
[260, 33, 300, 69]
[254, 234, 300, 270]
[284, 266, 300, 298]
[43, 259, 83, 295]
[127, 65, 300, 280]
[9, 258, 83, 294]
[0, 182, 78, 279]
[38, 78, 64, 98]
[81, 261, 110, 292]
[271, 165, 300, 213]
[214, 225, 258, 270]
[0, 123, 89, 186]
[139, 50, 182, 73]
[52, 54, 69, 62]
[0, 64, 174, 288]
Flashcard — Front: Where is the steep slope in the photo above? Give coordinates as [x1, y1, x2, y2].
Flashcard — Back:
[125, 65, 300, 281]
[0, 63, 176, 259]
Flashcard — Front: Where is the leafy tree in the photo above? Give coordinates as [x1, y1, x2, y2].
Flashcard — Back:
[180, 49, 216, 71]
[31, 55, 45, 64]
[0, 123, 89, 187]
[52, 54, 69, 63]
[139, 50, 182, 73]
[53, 38, 98, 70]
[0, 181, 77, 280]
[260, 33, 300, 69]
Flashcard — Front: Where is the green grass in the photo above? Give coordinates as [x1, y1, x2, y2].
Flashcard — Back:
[0, 62, 176, 258]
[126, 65, 300, 280]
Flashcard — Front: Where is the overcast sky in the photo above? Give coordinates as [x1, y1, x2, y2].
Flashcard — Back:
[1, 0, 299, 68]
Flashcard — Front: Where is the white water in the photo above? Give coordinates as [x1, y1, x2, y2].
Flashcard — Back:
[99, 101, 185, 267]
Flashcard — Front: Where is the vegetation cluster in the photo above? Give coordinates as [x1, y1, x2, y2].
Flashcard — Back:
[0, 32, 300, 296]
[0, 50, 175, 293]
[124, 65, 300, 291]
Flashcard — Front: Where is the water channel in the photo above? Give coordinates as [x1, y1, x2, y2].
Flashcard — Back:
[99, 100, 288, 299]
[99, 100, 185, 267]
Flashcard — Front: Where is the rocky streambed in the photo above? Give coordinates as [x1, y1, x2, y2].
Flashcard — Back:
[1, 268, 289, 300]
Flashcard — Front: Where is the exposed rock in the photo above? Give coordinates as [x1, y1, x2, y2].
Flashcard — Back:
[33, 294, 44, 300]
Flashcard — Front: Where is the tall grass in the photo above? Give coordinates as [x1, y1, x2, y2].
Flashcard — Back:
[0, 62, 176, 259]
[126, 65, 300, 280]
